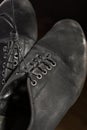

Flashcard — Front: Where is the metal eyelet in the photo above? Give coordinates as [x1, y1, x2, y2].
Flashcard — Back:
[45, 53, 56, 67]
[14, 60, 18, 67]
[51, 61, 56, 67]
[2, 79, 5, 85]
[31, 80, 37, 87]
[42, 69, 47, 75]
[14, 53, 18, 59]
[37, 74, 42, 79]
[46, 65, 52, 70]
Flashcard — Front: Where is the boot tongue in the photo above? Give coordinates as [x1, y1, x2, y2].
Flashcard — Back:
[0, 0, 37, 42]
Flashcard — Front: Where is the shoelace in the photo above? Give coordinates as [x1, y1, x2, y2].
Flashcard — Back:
[2, 31, 27, 85]
[0, 0, 30, 99]
[1, 36, 57, 99]
[1, 0, 56, 97]
[2, 35, 56, 88]
[2, 33, 19, 85]
[1, 0, 21, 85]
[26, 53, 56, 87]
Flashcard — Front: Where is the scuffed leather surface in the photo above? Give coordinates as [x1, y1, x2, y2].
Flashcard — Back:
[0, 19, 86, 130]
[26, 19, 86, 130]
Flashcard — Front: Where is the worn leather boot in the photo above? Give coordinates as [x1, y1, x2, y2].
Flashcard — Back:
[0, 0, 37, 99]
[0, 0, 37, 125]
[1, 19, 86, 130]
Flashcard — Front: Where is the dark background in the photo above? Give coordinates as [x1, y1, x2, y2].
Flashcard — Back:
[30, 0, 87, 39]
[30, 0, 87, 130]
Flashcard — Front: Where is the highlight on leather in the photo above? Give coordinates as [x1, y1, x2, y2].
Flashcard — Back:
[0, 0, 38, 99]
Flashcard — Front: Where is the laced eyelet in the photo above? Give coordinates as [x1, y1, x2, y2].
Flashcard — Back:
[45, 53, 56, 68]
[26, 53, 56, 87]
[31, 80, 37, 87]
[42, 69, 47, 75]
[2, 79, 5, 85]
[37, 74, 42, 79]
[14, 53, 18, 59]
[46, 65, 52, 70]
[1, 34, 27, 88]
[51, 61, 56, 67]
[14, 60, 18, 67]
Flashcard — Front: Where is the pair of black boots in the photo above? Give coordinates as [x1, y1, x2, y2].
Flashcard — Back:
[0, 0, 86, 130]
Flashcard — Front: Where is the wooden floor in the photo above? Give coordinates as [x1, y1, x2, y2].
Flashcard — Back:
[55, 78, 87, 130]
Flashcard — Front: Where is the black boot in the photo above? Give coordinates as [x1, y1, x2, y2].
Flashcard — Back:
[2, 19, 86, 130]
[0, 0, 37, 125]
